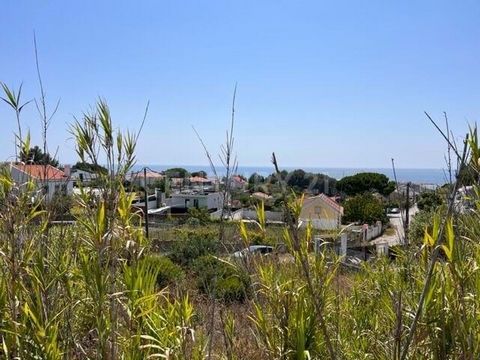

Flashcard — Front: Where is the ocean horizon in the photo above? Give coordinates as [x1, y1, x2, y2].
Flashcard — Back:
[133, 165, 450, 185]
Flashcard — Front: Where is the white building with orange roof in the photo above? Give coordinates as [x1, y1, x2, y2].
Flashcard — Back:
[9, 163, 73, 202]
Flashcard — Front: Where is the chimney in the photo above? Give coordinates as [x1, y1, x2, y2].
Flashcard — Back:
[64, 165, 71, 177]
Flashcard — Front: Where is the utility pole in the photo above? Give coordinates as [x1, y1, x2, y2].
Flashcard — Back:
[144, 167, 149, 240]
[404, 182, 410, 245]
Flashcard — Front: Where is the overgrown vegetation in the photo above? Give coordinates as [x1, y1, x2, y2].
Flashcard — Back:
[1, 76, 480, 359]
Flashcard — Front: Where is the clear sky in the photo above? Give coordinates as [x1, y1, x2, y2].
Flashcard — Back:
[1, 0, 479, 169]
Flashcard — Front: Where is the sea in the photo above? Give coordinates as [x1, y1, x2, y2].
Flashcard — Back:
[133, 165, 450, 185]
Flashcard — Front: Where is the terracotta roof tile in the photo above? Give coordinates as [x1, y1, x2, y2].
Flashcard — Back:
[190, 176, 211, 183]
[304, 193, 343, 214]
[13, 164, 67, 181]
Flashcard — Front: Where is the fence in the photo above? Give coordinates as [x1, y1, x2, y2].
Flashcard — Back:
[347, 221, 383, 243]
[212, 209, 284, 222]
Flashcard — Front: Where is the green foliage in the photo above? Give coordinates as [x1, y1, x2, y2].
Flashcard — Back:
[169, 230, 218, 266]
[187, 206, 211, 225]
[72, 161, 108, 175]
[343, 193, 387, 224]
[138, 255, 184, 288]
[191, 170, 207, 178]
[286, 169, 336, 194]
[337, 172, 395, 196]
[232, 190, 251, 207]
[147, 178, 166, 192]
[193, 255, 250, 302]
[248, 172, 265, 185]
[417, 191, 444, 211]
[49, 193, 74, 218]
[409, 208, 446, 244]
[3, 86, 480, 358]
[247, 170, 336, 195]
[20, 145, 59, 167]
[164, 167, 189, 178]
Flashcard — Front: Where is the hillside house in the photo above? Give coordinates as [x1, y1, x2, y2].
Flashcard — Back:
[189, 176, 215, 192]
[230, 175, 247, 190]
[300, 194, 343, 230]
[9, 164, 73, 202]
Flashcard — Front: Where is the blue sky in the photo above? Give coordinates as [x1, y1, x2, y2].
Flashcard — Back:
[1, 0, 479, 169]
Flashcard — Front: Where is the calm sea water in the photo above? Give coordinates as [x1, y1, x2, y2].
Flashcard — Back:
[134, 165, 449, 185]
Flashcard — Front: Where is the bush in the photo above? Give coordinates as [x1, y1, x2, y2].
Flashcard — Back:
[185, 217, 201, 226]
[139, 255, 184, 288]
[193, 255, 250, 303]
[216, 276, 247, 302]
[343, 193, 388, 224]
[169, 234, 218, 266]
[417, 191, 444, 211]
[408, 209, 441, 244]
[248, 231, 277, 246]
[187, 207, 211, 225]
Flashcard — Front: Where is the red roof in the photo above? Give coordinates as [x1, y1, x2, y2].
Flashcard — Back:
[132, 171, 163, 179]
[13, 164, 67, 181]
[304, 193, 343, 214]
[232, 175, 246, 183]
[321, 194, 343, 213]
[190, 176, 211, 183]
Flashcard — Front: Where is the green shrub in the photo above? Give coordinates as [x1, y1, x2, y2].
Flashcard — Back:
[187, 207, 211, 225]
[216, 276, 247, 302]
[248, 231, 277, 246]
[185, 217, 201, 226]
[417, 191, 444, 211]
[169, 236, 218, 266]
[193, 255, 250, 303]
[139, 255, 184, 288]
[343, 193, 388, 224]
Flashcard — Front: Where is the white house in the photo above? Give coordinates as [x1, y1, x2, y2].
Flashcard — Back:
[9, 164, 74, 202]
[166, 191, 224, 211]
[70, 168, 98, 184]
[299, 194, 343, 230]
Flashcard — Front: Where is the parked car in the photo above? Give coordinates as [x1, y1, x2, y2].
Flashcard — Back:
[388, 207, 400, 214]
[233, 245, 274, 258]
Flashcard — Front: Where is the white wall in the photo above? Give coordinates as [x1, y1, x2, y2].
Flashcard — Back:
[240, 209, 284, 222]
[304, 218, 340, 230]
[167, 192, 224, 210]
[71, 169, 97, 183]
[10, 166, 73, 202]
[207, 192, 224, 210]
